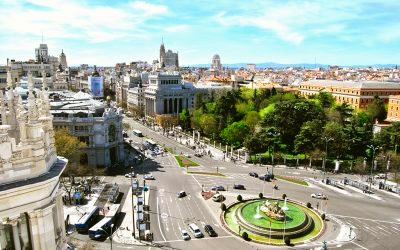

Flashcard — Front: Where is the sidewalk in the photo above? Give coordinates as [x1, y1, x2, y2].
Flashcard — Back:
[113, 185, 151, 245]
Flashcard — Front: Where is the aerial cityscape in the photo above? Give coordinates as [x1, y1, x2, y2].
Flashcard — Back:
[0, 1, 399, 250]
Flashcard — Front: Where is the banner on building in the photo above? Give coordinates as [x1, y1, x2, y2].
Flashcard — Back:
[88, 76, 104, 97]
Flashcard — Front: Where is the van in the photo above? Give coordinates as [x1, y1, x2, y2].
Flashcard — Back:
[188, 223, 203, 238]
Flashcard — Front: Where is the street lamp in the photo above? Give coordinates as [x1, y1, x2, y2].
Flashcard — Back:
[267, 131, 280, 175]
[322, 137, 333, 182]
[367, 145, 381, 192]
[100, 223, 114, 250]
[130, 167, 136, 238]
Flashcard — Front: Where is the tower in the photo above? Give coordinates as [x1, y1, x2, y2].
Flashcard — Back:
[59, 49, 68, 70]
[160, 39, 166, 68]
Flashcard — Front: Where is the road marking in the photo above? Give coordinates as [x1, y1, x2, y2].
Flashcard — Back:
[329, 214, 400, 225]
[156, 196, 167, 242]
[153, 235, 234, 243]
[376, 226, 391, 235]
[191, 175, 202, 189]
[350, 240, 369, 250]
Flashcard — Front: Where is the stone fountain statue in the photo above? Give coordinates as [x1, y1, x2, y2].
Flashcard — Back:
[260, 200, 286, 221]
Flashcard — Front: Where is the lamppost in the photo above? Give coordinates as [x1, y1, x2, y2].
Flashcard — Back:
[130, 167, 136, 238]
[322, 137, 333, 182]
[267, 131, 280, 175]
[367, 145, 381, 192]
[100, 223, 114, 250]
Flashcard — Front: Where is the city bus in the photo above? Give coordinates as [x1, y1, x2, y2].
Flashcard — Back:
[144, 139, 157, 150]
[88, 204, 121, 240]
[75, 206, 99, 233]
[132, 129, 143, 137]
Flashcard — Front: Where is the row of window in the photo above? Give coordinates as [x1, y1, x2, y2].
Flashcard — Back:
[302, 86, 399, 96]
[161, 79, 179, 85]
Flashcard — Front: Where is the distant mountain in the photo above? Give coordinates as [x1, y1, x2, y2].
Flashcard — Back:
[185, 62, 398, 69]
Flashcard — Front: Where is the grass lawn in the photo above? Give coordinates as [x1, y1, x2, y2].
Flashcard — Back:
[175, 155, 200, 167]
[187, 171, 225, 177]
[275, 175, 308, 186]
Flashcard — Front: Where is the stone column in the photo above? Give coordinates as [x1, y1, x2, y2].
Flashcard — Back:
[11, 220, 21, 250]
[153, 99, 156, 114]
[29, 204, 56, 250]
[177, 98, 180, 114]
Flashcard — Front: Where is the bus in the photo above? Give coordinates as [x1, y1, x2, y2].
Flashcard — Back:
[75, 206, 99, 233]
[108, 184, 119, 203]
[132, 129, 143, 137]
[88, 204, 121, 240]
[144, 139, 157, 150]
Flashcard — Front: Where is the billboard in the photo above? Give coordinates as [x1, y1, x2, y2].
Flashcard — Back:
[88, 76, 104, 97]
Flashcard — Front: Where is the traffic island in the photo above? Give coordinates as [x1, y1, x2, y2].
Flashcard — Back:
[221, 198, 324, 245]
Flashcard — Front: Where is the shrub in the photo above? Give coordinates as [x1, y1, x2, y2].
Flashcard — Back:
[282, 193, 287, 200]
[237, 194, 243, 202]
[242, 232, 249, 240]
[321, 213, 326, 220]
[284, 236, 291, 245]
[259, 193, 263, 199]
[307, 202, 312, 208]
[221, 203, 226, 211]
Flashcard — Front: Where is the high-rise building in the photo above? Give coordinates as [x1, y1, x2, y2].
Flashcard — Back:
[211, 54, 222, 71]
[35, 43, 49, 63]
[0, 69, 68, 249]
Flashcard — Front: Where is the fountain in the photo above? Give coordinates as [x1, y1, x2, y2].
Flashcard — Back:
[260, 200, 285, 221]
[282, 197, 289, 212]
[254, 204, 262, 219]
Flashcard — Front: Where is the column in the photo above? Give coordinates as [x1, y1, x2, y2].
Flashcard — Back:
[153, 99, 156, 114]
[11, 220, 21, 250]
[166, 98, 169, 114]
[177, 98, 181, 113]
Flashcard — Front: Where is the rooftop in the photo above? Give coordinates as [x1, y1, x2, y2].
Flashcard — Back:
[300, 80, 400, 89]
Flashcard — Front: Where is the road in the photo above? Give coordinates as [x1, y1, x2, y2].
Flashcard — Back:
[94, 117, 400, 250]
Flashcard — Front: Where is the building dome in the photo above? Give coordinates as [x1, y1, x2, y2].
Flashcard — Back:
[212, 54, 220, 60]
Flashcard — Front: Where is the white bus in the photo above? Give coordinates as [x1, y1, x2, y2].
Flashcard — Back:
[144, 139, 157, 150]
[88, 204, 121, 240]
[132, 129, 143, 137]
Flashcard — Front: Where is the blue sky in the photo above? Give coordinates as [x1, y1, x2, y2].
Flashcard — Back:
[1, 0, 400, 66]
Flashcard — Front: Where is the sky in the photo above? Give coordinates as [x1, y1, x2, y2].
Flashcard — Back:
[1, 0, 400, 66]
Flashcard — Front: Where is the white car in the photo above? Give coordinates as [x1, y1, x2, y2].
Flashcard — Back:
[311, 193, 327, 200]
[144, 174, 155, 180]
[181, 229, 191, 240]
[124, 172, 136, 178]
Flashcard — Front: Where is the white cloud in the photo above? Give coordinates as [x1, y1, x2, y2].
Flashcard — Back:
[164, 25, 189, 32]
[0, 0, 169, 44]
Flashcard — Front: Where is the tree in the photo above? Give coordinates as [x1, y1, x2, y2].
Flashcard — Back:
[55, 128, 86, 163]
[200, 114, 218, 137]
[322, 122, 350, 158]
[220, 121, 250, 147]
[295, 119, 325, 157]
[334, 103, 353, 126]
[315, 92, 334, 109]
[243, 111, 260, 131]
[367, 96, 387, 122]
[179, 108, 191, 131]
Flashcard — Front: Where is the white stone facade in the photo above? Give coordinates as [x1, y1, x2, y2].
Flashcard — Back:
[0, 69, 67, 250]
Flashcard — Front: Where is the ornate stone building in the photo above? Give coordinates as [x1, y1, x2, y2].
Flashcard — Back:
[0, 70, 68, 249]
[159, 42, 179, 70]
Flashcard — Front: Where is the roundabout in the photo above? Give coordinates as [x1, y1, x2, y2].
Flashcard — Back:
[222, 197, 324, 245]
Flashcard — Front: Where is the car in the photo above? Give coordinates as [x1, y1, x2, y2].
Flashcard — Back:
[184, 153, 191, 158]
[249, 172, 258, 178]
[194, 153, 203, 157]
[189, 223, 203, 238]
[233, 184, 245, 190]
[311, 193, 327, 200]
[259, 175, 271, 181]
[181, 229, 191, 240]
[144, 174, 155, 180]
[374, 174, 386, 179]
[211, 185, 225, 191]
[124, 172, 136, 178]
[212, 193, 224, 202]
[178, 191, 187, 198]
[204, 225, 217, 237]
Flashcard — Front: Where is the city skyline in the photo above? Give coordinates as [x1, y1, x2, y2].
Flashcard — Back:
[1, 0, 400, 66]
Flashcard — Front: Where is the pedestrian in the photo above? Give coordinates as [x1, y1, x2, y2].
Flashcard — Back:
[316, 202, 319, 210]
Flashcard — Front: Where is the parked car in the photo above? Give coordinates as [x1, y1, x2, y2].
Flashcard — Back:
[233, 184, 245, 190]
[249, 172, 259, 178]
[184, 153, 191, 158]
[211, 185, 225, 191]
[189, 223, 203, 238]
[124, 172, 136, 178]
[194, 153, 203, 157]
[212, 193, 224, 202]
[311, 193, 327, 200]
[181, 229, 191, 240]
[144, 174, 155, 180]
[204, 225, 218, 237]
[178, 191, 187, 198]
[259, 175, 271, 181]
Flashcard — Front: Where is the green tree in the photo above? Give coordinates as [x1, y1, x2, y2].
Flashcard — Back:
[334, 103, 353, 126]
[322, 122, 350, 158]
[316, 92, 334, 109]
[295, 119, 325, 156]
[220, 121, 250, 147]
[367, 96, 387, 122]
[243, 111, 260, 131]
[55, 128, 86, 163]
[200, 114, 218, 137]
[179, 108, 191, 131]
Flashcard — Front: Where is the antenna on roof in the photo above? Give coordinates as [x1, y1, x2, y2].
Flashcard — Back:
[41, 32, 44, 43]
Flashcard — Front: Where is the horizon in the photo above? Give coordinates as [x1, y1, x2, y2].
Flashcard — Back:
[1, 0, 400, 66]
